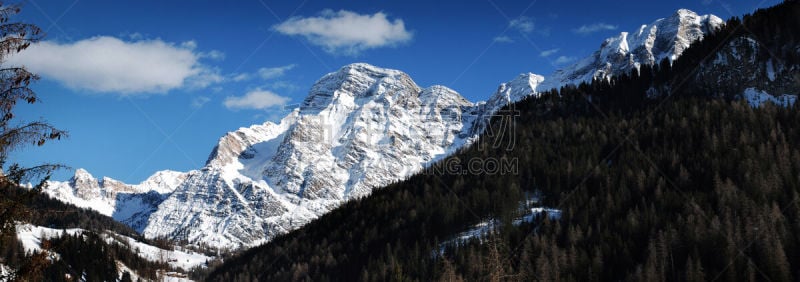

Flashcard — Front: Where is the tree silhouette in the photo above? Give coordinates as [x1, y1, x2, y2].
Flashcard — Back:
[0, 2, 66, 279]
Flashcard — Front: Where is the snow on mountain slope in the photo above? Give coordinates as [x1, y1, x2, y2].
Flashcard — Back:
[43, 9, 723, 251]
[743, 88, 798, 107]
[435, 207, 561, 256]
[16, 224, 83, 253]
[44, 169, 189, 232]
[484, 73, 545, 111]
[138, 63, 476, 250]
[14, 223, 211, 271]
[684, 35, 800, 100]
[538, 9, 724, 92]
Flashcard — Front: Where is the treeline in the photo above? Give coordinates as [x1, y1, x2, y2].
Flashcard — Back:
[0, 183, 139, 237]
[40, 232, 174, 281]
[0, 183, 190, 281]
[206, 1, 800, 281]
[432, 98, 800, 281]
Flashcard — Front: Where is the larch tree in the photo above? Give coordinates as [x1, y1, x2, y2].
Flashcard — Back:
[0, 1, 67, 236]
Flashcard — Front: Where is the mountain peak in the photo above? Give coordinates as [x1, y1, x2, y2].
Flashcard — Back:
[340, 62, 404, 75]
[485, 73, 545, 109]
[667, 8, 723, 27]
[541, 9, 723, 90]
[73, 168, 94, 180]
[419, 85, 473, 110]
[673, 8, 698, 18]
[510, 73, 545, 91]
[301, 63, 420, 112]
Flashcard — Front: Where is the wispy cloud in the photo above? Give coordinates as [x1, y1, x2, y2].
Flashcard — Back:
[509, 16, 535, 33]
[493, 35, 514, 43]
[199, 50, 225, 61]
[224, 89, 290, 110]
[539, 48, 559, 57]
[264, 80, 300, 92]
[258, 64, 297, 80]
[191, 96, 211, 109]
[7, 36, 223, 95]
[232, 73, 252, 82]
[554, 56, 577, 64]
[573, 22, 618, 34]
[274, 10, 413, 55]
[228, 64, 299, 94]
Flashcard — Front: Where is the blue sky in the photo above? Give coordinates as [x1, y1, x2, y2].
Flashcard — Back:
[7, 0, 780, 183]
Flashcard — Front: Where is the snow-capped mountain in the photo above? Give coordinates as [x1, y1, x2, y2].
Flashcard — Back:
[143, 63, 477, 249]
[44, 169, 188, 231]
[539, 9, 724, 92]
[48, 63, 478, 250]
[45, 9, 723, 250]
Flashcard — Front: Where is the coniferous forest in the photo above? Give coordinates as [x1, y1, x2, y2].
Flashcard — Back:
[207, 2, 800, 281]
[0, 184, 190, 281]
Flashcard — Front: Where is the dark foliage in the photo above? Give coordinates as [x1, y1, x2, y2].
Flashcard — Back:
[0, 182, 177, 280]
[207, 1, 800, 281]
[39, 231, 171, 281]
[1, 183, 139, 237]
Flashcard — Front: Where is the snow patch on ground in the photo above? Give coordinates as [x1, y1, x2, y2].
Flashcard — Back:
[103, 233, 211, 271]
[436, 207, 561, 255]
[14, 223, 211, 272]
[15, 223, 82, 253]
[0, 263, 14, 282]
[766, 60, 776, 81]
[743, 88, 797, 108]
[116, 261, 141, 281]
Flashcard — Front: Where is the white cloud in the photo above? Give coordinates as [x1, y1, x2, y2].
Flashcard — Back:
[181, 40, 198, 49]
[191, 96, 211, 109]
[199, 50, 226, 61]
[228, 64, 296, 83]
[258, 64, 297, 80]
[573, 23, 618, 34]
[554, 56, 577, 64]
[7, 36, 222, 95]
[539, 48, 559, 57]
[187, 67, 225, 89]
[274, 10, 413, 55]
[223, 89, 290, 110]
[493, 36, 514, 43]
[232, 73, 252, 82]
[509, 17, 535, 33]
[125, 32, 145, 40]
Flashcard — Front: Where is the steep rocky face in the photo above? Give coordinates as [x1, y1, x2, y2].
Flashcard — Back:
[136, 63, 478, 249]
[485, 73, 545, 109]
[688, 36, 800, 99]
[45, 9, 726, 251]
[264, 65, 472, 200]
[538, 9, 724, 92]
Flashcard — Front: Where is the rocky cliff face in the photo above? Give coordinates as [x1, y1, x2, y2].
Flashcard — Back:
[690, 36, 800, 99]
[539, 9, 724, 92]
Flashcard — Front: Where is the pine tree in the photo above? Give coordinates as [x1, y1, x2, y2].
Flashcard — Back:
[438, 258, 464, 282]
[121, 271, 134, 282]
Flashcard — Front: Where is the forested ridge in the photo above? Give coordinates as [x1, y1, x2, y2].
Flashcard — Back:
[207, 1, 800, 281]
[0, 183, 200, 281]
